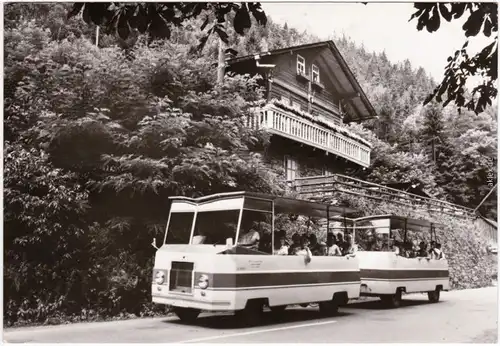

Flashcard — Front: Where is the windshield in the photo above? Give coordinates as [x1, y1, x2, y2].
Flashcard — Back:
[165, 212, 194, 244]
[191, 210, 240, 245]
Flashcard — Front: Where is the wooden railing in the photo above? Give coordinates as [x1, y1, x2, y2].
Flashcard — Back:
[247, 104, 371, 167]
[294, 174, 477, 219]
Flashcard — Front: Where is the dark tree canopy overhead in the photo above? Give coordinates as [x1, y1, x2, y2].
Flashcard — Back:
[67, 2, 267, 49]
[409, 2, 498, 114]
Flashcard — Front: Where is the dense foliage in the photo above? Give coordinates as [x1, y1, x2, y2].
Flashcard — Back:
[3, 3, 497, 327]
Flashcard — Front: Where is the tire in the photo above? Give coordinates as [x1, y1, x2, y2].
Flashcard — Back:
[380, 289, 402, 308]
[269, 305, 287, 319]
[428, 288, 441, 303]
[318, 300, 339, 316]
[235, 300, 264, 326]
[299, 303, 309, 308]
[174, 307, 200, 322]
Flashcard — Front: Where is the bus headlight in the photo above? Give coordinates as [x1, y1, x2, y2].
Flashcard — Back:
[198, 274, 209, 289]
[155, 270, 165, 285]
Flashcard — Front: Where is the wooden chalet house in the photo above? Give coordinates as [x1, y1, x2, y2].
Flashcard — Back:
[226, 40, 376, 182]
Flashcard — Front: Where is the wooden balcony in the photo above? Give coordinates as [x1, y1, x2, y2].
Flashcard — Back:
[247, 104, 371, 167]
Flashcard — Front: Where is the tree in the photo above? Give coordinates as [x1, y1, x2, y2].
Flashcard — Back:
[409, 3, 498, 114]
[67, 3, 267, 50]
[420, 102, 446, 163]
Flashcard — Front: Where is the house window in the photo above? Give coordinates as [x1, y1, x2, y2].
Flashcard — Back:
[297, 55, 305, 75]
[285, 156, 299, 181]
[281, 95, 290, 106]
[312, 64, 320, 83]
[291, 100, 301, 111]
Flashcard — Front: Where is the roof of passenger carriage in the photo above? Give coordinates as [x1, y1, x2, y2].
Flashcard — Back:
[168, 191, 357, 217]
[352, 214, 442, 230]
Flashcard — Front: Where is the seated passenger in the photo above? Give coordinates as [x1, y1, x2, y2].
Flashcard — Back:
[288, 233, 301, 255]
[309, 233, 325, 256]
[238, 223, 260, 250]
[431, 243, 445, 260]
[326, 232, 342, 256]
[392, 239, 401, 256]
[276, 229, 289, 246]
[295, 234, 312, 263]
[417, 241, 428, 257]
[370, 233, 385, 251]
[428, 241, 437, 257]
[273, 233, 289, 255]
[337, 233, 350, 255]
[344, 234, 358, 256]
[259, 231, 272, 253]
[364, 231, 376, 251]
[437, 244, 446, 259]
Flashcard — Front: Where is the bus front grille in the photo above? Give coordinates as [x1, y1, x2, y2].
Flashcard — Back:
[169, 261, 194, 294]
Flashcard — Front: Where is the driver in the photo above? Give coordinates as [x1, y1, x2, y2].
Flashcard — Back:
[238, 222, 261, 250]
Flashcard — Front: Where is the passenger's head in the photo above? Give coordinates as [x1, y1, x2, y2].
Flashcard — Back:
[430, 241, 436, 248]
[337, 233, 344, 242]
[376, 233, 384, 241]
[436, 243, 442, 250]
[327, 232, 335, 246]
[366, 230, 374, 241]
[419, 241, 426, 249]
[300, 234, 310, 248]
[309, 233, 318, 245]
[345, 234, 353, 245]
[292, 232, 301, 245]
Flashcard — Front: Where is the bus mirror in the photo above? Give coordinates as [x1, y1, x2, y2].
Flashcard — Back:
[152, 237, 159, 250]
[226, 238, 233, 247]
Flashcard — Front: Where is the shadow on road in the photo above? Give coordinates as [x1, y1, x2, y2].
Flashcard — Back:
[164, 309, 352, 329]
[346, 298, 439, 310]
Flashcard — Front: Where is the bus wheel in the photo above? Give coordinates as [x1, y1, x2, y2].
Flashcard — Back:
[269, 305, 287, 319]
[380, 289, 402, 308]
[299, 303, 309, 308]
[174, 307, 200, 323]
[318, 300, 339, 316]
[428, 288, 441, 303]
[235, 300, 264, 326]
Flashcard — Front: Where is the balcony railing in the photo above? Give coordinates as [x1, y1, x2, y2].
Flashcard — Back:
[247, 104, 371, 167]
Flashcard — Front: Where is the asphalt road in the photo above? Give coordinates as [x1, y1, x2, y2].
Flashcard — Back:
[4, 287, 497, 343]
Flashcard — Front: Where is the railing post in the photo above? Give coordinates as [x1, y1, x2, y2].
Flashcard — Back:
[266, 109, 273, 128]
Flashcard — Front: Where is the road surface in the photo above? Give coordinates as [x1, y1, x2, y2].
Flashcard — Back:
[4, 287, 497, 343]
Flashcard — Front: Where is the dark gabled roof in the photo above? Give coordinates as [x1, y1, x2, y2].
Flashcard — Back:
[226, 40, 377, 122]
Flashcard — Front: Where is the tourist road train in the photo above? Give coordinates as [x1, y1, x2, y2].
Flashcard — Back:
[151, 191, 449, 323]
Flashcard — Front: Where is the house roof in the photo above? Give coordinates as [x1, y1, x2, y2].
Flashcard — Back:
[226, 40, 377, 123]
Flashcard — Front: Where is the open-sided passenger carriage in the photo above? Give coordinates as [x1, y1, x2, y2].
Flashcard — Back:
[151, 191, 360, 324]
[332, 214, 450, 308]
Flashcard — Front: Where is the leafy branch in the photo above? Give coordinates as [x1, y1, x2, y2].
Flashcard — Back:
[409, 2, 498, 114]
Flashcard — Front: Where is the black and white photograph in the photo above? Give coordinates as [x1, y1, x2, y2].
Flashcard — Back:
[2, 1, 498, 343]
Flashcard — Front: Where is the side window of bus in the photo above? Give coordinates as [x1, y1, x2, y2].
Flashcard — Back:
[238, 209, 272, 254]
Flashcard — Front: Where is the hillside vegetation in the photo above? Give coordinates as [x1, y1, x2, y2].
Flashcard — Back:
[3, 3, 497, 327]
